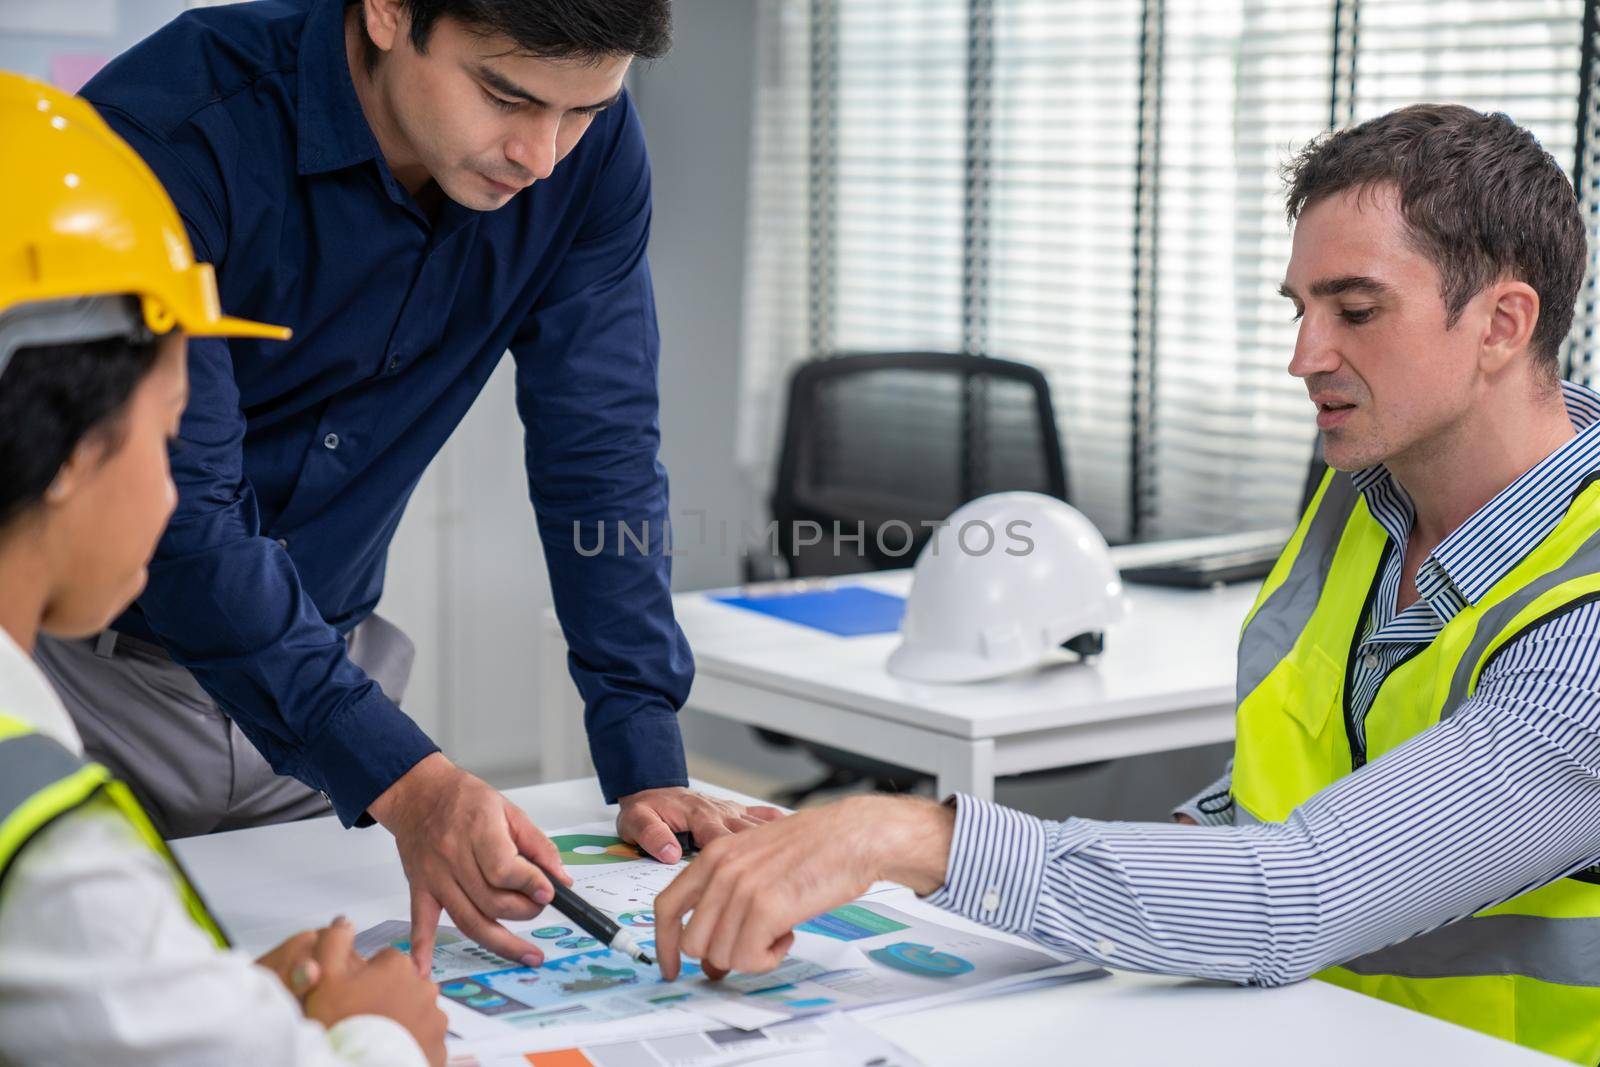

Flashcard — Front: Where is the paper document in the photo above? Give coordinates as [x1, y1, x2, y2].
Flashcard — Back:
[358, 820, 1102, 1061]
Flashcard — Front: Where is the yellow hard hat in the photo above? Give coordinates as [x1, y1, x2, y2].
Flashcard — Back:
[0, 71, 289, 344]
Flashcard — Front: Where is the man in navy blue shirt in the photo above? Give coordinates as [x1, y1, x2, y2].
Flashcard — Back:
[34, 0, 780, 970]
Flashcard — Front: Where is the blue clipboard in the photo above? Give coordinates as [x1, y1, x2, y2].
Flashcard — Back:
[711, 586, 906, 636]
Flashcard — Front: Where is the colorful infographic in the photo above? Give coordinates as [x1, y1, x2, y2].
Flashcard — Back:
[552, 833, 643, 866]
[867, 942, 976, 979]
[355, 822, 1085, 1052]
[437, 944, 705, 1025]
[555, 935, 599, 949]
[797, 903, 911, 941]
[747, 983, 838, 1011]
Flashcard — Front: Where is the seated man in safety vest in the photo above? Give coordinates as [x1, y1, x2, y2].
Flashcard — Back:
[650, 103, 1600, 1063]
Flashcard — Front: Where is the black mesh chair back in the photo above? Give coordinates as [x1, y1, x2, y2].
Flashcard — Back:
[769, 353, 1069, 578]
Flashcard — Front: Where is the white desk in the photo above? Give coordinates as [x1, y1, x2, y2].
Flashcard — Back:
[172, 778, 1553, 1066]
[538, 539, 1264, 799]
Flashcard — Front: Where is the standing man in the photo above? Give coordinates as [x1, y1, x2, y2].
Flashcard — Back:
[652, 105, 1600, 1064]
[35, 0, 778, 971]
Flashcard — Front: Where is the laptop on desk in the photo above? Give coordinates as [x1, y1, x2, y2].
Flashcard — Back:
[1113, 527, 1292, 589]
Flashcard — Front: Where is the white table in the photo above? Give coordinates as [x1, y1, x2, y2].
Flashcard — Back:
[172, 778, 1553, 1066]
[538, 537, 1269, 799]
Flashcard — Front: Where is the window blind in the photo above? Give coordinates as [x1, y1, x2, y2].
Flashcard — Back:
[736, 0, 812, 472]
[832, 0, 969, 352]
[1573, 3, 1600, 385]
[1144, 0, 1335, 537]
[740, 0, 1600, 539]
[1348, 0, 1588, 382]
[987, 0, 1144, 538]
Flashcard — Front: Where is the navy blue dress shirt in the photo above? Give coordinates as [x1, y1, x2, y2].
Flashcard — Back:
[80, 0, 692, 825]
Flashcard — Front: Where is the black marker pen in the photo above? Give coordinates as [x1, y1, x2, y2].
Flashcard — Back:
[547, 878, 654, 966]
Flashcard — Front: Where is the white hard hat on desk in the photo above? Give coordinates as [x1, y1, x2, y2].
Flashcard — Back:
[887, 492, 1124, 683]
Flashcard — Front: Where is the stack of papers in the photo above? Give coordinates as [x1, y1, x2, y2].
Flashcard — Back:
[355, 821, 1104, 1065]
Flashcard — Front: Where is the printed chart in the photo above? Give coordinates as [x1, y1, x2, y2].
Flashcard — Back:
[354, 820, 1095, 1058]
[553, 833, 644, 866]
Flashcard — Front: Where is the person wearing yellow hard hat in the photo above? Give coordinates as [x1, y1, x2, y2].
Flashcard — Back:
[33, 0, 781, 980]
[0, 71, 445, 1066]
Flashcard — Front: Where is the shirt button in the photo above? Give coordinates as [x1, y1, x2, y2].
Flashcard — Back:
[1362, 651, 1380, 671]
[981, 890, 1001, 913]
[388, 355, 401, 373]
[1097, 938, 1118, 956]
[275, 537, 288, 548]
[323, 432, 340, 450]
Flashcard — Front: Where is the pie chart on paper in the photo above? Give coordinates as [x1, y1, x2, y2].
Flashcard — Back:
[866, 942, 975, 978]
[552, 834, 644, 866]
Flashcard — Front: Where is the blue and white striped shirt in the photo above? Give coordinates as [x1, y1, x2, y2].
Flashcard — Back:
[926, 380, 1600, 985]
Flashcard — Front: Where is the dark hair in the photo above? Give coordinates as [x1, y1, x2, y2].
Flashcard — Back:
[370, 0, 671, 65]
[1283, 103, 1587, 375]
[0, 336, 161, 529]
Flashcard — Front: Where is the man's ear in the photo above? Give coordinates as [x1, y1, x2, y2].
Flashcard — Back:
[1480, 279, 1540, 376]
[361, 0, 407, 56]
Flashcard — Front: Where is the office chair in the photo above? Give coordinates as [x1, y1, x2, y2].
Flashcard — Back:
[747, 352, 1071, 805]
[760, 352, 1069, 576]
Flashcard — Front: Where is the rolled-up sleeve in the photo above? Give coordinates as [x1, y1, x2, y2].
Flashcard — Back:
[511, 94, 691, 802]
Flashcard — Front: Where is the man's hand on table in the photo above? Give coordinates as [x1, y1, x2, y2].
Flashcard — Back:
[369, 753, 572, 975]
[616, 785, 785, 863]
[652, 794, 955, 980]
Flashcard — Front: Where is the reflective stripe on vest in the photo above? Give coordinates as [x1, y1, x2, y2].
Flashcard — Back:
[0, 714, 228, 949]
[1229, 470, 1600, 1065]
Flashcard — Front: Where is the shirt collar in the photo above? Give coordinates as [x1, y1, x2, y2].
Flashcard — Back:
[296, 0, 381, 175]
[1352, 380, 1600, 613]
[0, 626, 84, 755]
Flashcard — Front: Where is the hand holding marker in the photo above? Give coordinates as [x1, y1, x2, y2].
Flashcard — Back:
[548, 880, 654, 965]
[537, 830, 698, 969]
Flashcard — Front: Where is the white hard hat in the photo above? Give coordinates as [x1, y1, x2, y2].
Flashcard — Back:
[887, 492, 1124, 684]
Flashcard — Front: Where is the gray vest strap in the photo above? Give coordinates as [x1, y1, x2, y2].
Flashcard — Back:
[1235, 472, 1361, 707]
[1343, 913, 1600, 987]
[0, 731, 91, 879]
[1438, 516, 1600, 715]
[1239, 473, 1600, 719]
[0, 732, 85, 820]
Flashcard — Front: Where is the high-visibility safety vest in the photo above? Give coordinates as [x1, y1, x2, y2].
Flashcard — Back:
[0, 712, 228, 948]
[1232, 469, 1600, 1063]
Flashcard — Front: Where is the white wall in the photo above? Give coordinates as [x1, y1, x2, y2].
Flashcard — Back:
[633, 0, 766, 595]
[0, 0, 182, 82]
[380, 361, 551, 779]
